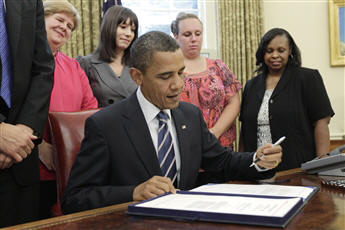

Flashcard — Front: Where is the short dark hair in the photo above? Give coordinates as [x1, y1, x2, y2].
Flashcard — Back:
[95, 6, 138, 64]
[255, 28, 301, 74]
[130, 31, 180, 74]
[170, 12, 202, 36]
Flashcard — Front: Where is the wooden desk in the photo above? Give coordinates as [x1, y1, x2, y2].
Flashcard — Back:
[3, 169, 345, 230]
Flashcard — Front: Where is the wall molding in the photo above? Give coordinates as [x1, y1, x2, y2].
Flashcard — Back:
[330, 133, 345, 140]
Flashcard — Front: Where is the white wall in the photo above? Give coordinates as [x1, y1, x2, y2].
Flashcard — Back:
[200, 0, 219, 58]
[263, 0, 345, 140]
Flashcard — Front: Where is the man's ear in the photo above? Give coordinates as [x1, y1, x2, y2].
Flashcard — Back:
[129, 67, 143, 86]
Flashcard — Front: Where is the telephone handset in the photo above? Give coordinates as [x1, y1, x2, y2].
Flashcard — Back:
[301, 144, 345, 176]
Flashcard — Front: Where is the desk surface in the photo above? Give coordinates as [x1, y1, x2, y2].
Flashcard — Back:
[3, 169, 345, 230]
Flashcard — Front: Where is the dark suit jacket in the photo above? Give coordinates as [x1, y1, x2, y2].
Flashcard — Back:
[62, 92, 274, 214]
[77, 54, 137, 107]
[0, 0, 54, 185]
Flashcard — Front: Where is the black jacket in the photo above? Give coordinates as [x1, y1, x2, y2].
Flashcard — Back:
[62, 92, 275, 214]
[240, 64, 334, 171]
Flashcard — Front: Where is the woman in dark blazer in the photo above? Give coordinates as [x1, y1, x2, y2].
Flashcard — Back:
[77, 6, 138, 107]
[239, 28, 334, 171]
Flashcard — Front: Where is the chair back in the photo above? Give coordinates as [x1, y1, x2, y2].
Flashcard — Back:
[48, 109, 100, 202]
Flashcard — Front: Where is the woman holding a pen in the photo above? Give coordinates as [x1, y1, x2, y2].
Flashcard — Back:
[239, 28, 334, 171]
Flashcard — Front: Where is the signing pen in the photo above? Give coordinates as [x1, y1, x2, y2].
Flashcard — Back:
[249, 136, 286, 167]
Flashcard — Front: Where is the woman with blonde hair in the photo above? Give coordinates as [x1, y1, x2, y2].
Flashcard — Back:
[39, 0, 98, 218]
[171, 12, 241, 149]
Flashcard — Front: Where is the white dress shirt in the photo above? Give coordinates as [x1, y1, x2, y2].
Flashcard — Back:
[136, 88, 182, 183]
[136, 87, 266, 179]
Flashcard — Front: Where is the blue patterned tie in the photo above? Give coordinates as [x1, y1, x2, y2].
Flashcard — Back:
[0, 0, 12, 107]
[157, 111, 177, 186]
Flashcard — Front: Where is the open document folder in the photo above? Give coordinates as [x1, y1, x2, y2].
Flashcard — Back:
[127, 184, 318, 228]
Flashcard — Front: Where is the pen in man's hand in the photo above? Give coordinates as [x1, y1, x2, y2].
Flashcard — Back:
[249, 136, 286, 167]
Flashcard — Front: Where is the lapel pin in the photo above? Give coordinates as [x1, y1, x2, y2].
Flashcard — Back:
[181, 125, 187, 130]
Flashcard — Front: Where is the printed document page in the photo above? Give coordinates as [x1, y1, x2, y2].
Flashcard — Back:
[137, 194, 300, 217]
[191, 184, 314, 200]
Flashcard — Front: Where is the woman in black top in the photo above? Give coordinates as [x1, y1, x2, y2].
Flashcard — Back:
[239, 28, 334, 171]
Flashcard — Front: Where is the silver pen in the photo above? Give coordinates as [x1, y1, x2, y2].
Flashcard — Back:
[249, 136, 286, 167]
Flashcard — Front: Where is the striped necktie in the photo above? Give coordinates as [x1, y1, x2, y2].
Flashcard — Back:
[0, 0, 12, 108]
[157, 111, 177, 186]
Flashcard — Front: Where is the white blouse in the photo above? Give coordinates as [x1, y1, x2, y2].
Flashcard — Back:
[257, 89, 273, 147]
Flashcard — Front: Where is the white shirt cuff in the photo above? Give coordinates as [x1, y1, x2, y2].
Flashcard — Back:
[252, 152, 269, 172]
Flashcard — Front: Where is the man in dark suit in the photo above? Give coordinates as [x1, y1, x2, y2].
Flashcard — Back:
[0, 0, 54, 227]
[62, 31, 282, 214]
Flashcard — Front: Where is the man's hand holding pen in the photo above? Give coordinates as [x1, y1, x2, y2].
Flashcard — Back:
[255, 145, 282, 169]
[252, 137, 285, 170]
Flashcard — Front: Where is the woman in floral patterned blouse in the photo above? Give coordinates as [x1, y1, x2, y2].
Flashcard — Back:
[171, 13, 242, 148]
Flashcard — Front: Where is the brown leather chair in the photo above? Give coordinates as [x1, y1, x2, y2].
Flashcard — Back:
[48, 109, 100, 216]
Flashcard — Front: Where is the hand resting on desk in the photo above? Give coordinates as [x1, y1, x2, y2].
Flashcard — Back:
[133, 176, 176, 201]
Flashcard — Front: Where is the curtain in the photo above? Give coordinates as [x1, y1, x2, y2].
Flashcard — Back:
[218, 0, 264, 150]
[60, 0, 103, 58]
